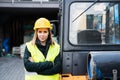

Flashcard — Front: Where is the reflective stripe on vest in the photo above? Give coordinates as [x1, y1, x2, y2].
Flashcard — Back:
[25, 41, 60, 80]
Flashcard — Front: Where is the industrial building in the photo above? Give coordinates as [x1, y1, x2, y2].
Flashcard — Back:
[0, 0, 59, 55]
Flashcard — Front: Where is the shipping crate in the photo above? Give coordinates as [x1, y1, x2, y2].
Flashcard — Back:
[20, 44, 26, 58]
[12, 47, 20, 55]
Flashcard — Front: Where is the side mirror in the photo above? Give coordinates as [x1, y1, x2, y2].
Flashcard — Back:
[51, 23, 57, 36]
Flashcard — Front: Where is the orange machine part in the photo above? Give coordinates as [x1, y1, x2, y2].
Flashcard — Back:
[61, 74, 88, 80]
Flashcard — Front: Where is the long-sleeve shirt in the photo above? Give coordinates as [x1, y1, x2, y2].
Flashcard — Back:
[24, 40, 62, 75]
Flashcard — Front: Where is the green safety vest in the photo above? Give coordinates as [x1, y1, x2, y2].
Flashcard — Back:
[25, 41, 60, 80]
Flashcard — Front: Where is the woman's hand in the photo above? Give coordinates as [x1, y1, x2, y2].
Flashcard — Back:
[28, 57, 34, 62]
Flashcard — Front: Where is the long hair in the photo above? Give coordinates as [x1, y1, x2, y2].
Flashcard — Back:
[31, 29, 54, 45]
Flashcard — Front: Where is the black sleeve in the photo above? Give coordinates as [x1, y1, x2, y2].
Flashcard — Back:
[24, 47, 53, 72]
[37, 53, 62, 75]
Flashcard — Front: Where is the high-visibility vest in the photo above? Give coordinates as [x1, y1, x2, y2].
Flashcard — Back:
[25, 41, 60, 80]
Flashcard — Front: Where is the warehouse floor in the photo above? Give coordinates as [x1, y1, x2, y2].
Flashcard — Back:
[0, 56, 24, 80]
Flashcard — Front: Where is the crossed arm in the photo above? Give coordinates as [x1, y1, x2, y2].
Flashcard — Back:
[24, 47, 62, 75]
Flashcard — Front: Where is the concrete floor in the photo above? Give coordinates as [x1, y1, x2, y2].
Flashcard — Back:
[0, 56, 24, 80]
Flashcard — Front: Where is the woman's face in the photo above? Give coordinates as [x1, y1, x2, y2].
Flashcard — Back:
[37, 28, 49, 42]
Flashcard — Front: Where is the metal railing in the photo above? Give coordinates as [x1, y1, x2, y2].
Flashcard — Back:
[0, 0, 59, 3]
[0, 0, 60, 8]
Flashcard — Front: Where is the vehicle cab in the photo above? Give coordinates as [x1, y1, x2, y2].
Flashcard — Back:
[59, 0, 120, 80]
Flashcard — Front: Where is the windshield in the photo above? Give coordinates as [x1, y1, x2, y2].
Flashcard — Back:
[69, 2, 120, 45]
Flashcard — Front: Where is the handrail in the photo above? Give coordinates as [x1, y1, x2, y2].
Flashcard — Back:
[0, 0, 59, 3]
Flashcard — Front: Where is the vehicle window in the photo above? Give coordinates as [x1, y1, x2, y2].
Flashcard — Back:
[69, 2, 120, 45]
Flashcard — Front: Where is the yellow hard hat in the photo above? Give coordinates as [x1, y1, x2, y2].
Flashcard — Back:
[34, 18, 52, 30]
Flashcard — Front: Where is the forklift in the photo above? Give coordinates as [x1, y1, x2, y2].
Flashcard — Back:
[58, 0, 120, 80]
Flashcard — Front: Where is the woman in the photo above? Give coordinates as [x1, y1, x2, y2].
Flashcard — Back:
[24, 18, 61, 80]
